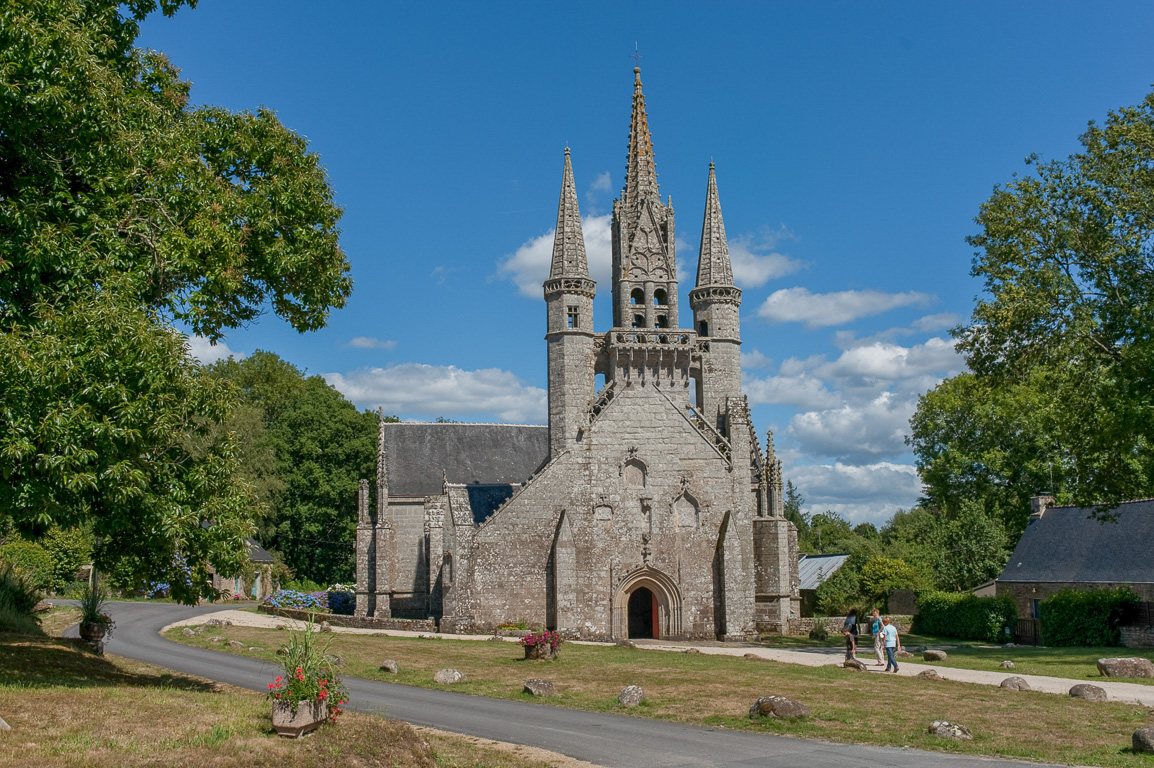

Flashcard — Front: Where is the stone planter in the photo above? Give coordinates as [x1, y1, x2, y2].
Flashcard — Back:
[271, 700, 329, 738]
[523, 644, 558, 661]
[79, 621, 107, 652]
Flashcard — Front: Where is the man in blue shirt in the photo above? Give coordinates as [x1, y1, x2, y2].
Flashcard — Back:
[882, 616, 902, 673]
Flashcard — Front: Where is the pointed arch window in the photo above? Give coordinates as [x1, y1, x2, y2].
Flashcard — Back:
[623, 457, 647, 489]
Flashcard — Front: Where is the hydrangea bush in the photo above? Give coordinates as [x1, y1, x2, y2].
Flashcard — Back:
[263, 589, 328, 611]
[326, 583, 355, 615]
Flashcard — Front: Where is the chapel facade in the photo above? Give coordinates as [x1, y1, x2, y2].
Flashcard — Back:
[354, 69, 800, 640]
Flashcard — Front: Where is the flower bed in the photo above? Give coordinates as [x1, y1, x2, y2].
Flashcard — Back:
[262, 589, 328, 611]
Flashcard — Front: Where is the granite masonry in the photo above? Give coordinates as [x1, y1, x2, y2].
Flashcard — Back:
[354, 69, 800, 641]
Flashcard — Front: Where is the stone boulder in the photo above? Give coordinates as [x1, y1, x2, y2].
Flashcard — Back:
[247, 646, 262, 652]
[615, 639, 637, 650]
[434, 669, 466, 684]
[1097, 657, 1154, 679]
[928, 720, 972, 740]
[319, 621, 332, 633]
[1003, 642, 1017, 649]
[743, 653, 769, 662]
[1134, 727, 1154, 755]
[181, 627, 196, 638]
[917, 669, 942, 681]
[1000, 660, 1015, 670]
[324, 653, 344, 667]
[895, 650, 915, 660]
[523, 679, 558, 697]
[1000, 677, 1031, 691]
[206, 618, 232, 628]
[380, 659, 399, 675]
[749, 696, 810, 719]
[683, 648, 700, 654]
[227, 640, 245, 650]
[923, 650, 948, 662]
[618, 685, 645, 707]
[209, 636, 225, 643]
[843, 658, 868, 671]
[1069, 684, 1108, 702]
[33, 599, 52, 614]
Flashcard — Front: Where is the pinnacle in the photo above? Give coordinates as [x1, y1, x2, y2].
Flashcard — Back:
[695, 163, 734, 288]
[548, 148, 589, 280]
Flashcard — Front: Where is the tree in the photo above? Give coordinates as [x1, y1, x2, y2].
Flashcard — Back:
[934, 501, 1010, 592]
[0, 1, 351, 599]
[915, 90, 1154, 517]
[858, 556, 924, 608]
[782, 480, 809, 540]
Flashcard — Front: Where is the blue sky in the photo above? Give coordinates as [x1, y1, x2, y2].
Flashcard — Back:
[142, 1, 1154, 526]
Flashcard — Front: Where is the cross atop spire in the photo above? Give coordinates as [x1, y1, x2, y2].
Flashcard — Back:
[622, 68, 660, 222]
[695, 163, 734, 288]
[548, 147, 589, 279]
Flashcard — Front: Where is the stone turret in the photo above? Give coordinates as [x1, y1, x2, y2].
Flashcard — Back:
[689, 163, 742, 431]
[544, 148, 596, 458]
[372, 409, 393, 617]
[611, 68, 678, 330]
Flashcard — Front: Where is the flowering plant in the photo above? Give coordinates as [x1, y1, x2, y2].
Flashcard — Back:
[262, 589, 327, 611]
[519, 630, 564, 652]
[266, 617, 349, 718]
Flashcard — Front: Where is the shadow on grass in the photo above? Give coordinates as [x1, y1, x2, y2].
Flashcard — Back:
[0, 633, 217, 692]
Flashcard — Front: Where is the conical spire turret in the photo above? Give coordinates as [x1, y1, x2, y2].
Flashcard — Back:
[695, 163, 735, 288]
[549, 148, 589, 280]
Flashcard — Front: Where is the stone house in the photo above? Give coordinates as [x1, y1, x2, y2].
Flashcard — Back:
[354, 68, 800, 641]
[208, 538, 276, 601]
[997, 496, 1154, 635]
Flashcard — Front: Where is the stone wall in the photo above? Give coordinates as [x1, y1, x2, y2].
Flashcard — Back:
[258, 605, 436, 633]
[1120, 626, 1154, 648]
[788, 615, 912, 636]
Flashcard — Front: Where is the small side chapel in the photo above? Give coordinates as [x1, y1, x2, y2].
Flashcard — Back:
[354, 69, 800, 640]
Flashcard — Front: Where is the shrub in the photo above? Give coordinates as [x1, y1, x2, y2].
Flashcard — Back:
[0, 539, 53, 591]
[913, 591, 1016, 642]
[268, 617, 348, 717]
[326, 585, 354, 615]
[1038, 587, 1139, 647]
[808, 622, 829, 641]
[263, 589, 327, 611]
[0, 560, 42, 627]
[42, 525, 93, 593]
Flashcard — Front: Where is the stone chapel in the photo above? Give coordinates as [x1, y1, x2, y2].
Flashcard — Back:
[354, 69, 800, 640]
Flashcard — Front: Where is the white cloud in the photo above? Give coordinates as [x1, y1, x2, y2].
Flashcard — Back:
[727, 233, 803, 288]
[324, 363, 547, 424]
[745, 372, 841, 411]
[815, 337, 962, 389]
[788, 462, 924, 526]
[740, 348, 772, 369]
[497, 214, 612, 297]
[347, 336, 397, 350]
[589, 171, 612, 193]
[912, 312, 960, 332]
[757, 287, 935, 327]
[187, 335, 243, 364]
[788, 391, 917, 463]
[833, 313, 963, 349]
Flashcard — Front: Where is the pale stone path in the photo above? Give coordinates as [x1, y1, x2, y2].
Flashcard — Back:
[170, 608, 1154, 707]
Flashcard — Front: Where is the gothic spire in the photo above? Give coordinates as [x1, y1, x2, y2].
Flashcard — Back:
[548, 148, 589, 279]
[375, 407, 388, 519]
[695, 163, 734, 288]
[622, 68, 660, 220]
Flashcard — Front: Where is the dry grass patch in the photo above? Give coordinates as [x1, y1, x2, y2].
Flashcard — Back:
[170, 624, 1154, 767]
[0, 633, 588, 768]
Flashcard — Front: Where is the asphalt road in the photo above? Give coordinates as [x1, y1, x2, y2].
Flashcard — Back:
[60, 601, 1053, 768]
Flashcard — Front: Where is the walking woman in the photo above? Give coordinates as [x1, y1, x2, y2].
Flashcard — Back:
[870, 608, 884, 666]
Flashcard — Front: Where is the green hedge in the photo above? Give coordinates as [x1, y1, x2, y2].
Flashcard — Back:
[0, 539, 53, 592]
[912, 590, 1016, 642]
[1038, 588, 1139, 647]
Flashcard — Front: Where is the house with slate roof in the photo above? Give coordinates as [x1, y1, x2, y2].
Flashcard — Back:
[209, 538, 276, 601]
[996, 496, 1154, 631]
[353, 69, 800, 641]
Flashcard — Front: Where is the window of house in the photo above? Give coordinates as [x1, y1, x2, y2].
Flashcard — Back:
[567, 306, 578, 328]
[699, 320, 709, 337]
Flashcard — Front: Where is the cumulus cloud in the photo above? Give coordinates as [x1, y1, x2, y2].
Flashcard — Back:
[833, 313, 963, 349]
[727, 233, 803, 288]
[757, 287, 935, 327]
[788, 461, 924, 525]
[187, 335, 242, 364]
[324, 363, 547, 424]
[912, 312, 961, 332]
[589, 171, 612, 193]
[815, 337, 962, 391]
[745, 372, 841, 411]
[740, 348, 772, 369]
[788, 391, 917, 463]
[347, 336, 397, 350]
[497, 214, 612, 297]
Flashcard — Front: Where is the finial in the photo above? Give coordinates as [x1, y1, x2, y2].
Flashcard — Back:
[709, 161, 715, 170]
[564, 146, 570, 156]
[634, 66, 641, 75]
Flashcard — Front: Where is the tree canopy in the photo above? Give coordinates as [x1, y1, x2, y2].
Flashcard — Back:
[0, 1, 352, 599]
[911, 88, 1154, 518]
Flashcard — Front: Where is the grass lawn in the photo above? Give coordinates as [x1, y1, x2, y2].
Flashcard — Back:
[0, 610, 588, 768]
[167, 622, 1154, 767]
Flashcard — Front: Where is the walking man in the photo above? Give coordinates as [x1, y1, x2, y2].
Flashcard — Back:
[882, 616, 901, 673]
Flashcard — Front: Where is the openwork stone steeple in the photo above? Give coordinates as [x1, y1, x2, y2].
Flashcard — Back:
[622, 67, 660, 225]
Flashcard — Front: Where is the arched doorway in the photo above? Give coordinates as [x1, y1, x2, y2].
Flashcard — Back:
[612, 566, 683, 640]
[628, 587, 657, 638]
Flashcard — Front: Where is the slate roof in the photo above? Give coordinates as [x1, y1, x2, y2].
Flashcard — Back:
[797, 553, 851, 591]
[999, 498, 1154, 584]
[246, 538, 274, 564]
[465, 485, 518, 525]
[384, 422, 549, 497]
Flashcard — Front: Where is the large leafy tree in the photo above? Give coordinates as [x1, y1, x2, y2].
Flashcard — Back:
[0, 1, 352, 599]
[912, 89, 1154, 518]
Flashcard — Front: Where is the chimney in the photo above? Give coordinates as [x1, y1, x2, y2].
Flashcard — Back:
[1029, 494, 1055, 519]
